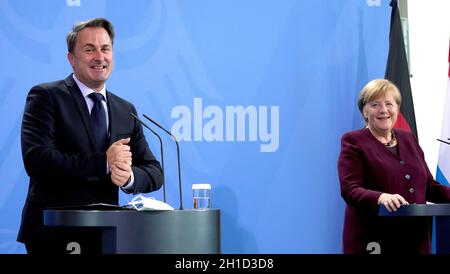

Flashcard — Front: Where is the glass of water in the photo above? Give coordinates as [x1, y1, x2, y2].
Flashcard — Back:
[192, 183, 211, 209]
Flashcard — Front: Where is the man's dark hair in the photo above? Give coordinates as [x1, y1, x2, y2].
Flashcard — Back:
[66, 18, 115, 53]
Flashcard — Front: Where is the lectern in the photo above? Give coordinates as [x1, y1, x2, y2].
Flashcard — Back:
[379, 203, 450, 253]
[44, 207, 221, 254]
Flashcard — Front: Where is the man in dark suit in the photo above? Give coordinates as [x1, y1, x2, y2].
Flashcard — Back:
[17, 18, 163, 254]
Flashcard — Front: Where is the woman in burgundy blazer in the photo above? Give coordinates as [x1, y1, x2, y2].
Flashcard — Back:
[338, 79, 450, 254]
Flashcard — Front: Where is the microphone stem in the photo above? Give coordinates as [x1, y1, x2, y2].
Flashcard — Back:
[437, 138, 450, 145]
[160, 142, 166, 203]
[130, 113, 166, 202]
[175, 139, 183, 210]
[143, 114, 184, 210]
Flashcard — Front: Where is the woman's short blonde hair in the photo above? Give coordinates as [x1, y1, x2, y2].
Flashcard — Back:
[357, 79, 401, 122]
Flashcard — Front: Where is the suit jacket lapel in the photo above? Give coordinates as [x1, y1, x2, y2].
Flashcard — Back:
[64, 75, 97, 151]
[107, 91, 118, 144]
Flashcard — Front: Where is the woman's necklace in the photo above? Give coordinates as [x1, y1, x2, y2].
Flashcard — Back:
[383, 130, 397, 147]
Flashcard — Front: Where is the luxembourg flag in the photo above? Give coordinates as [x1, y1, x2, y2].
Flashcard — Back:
[436, 41, 450, 185]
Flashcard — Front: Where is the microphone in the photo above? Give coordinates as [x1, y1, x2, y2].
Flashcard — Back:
[437, 138, 450, 145]
[130, 113, 166, 203]
[143, 114, 183, 210]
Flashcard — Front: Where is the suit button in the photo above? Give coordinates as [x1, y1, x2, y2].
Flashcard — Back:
[405, 174, 411, 180]
[409, 188, 414, 193]
[85, 176, 99, 182]
[400, 160, 405, 165]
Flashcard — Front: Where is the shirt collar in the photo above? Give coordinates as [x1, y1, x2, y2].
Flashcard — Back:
[72, 74, 107, 101]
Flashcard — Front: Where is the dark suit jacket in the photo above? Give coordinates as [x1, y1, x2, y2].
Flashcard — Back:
[17, 75, 163, 244]
[338, 128, 450, 254]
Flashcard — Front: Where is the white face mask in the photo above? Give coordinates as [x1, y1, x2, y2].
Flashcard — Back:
[128, 195, 174, 211]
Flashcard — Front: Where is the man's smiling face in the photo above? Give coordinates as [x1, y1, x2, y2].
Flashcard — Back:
[67, 27, 113, 91]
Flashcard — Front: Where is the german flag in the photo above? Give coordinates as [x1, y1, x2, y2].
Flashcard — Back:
[385, 0, 418, 138]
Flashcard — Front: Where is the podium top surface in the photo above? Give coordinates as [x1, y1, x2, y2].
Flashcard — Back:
[47, 203, 132, 211]
[43, 207, 221, 254]
[378, 203, 450, 217]
[44, 207, 220, 227]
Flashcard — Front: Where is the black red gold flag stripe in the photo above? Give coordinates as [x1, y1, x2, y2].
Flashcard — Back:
[385, 0, 418, 138]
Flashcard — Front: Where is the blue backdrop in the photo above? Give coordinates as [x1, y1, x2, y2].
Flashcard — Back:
[0, 0, 390, 253]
